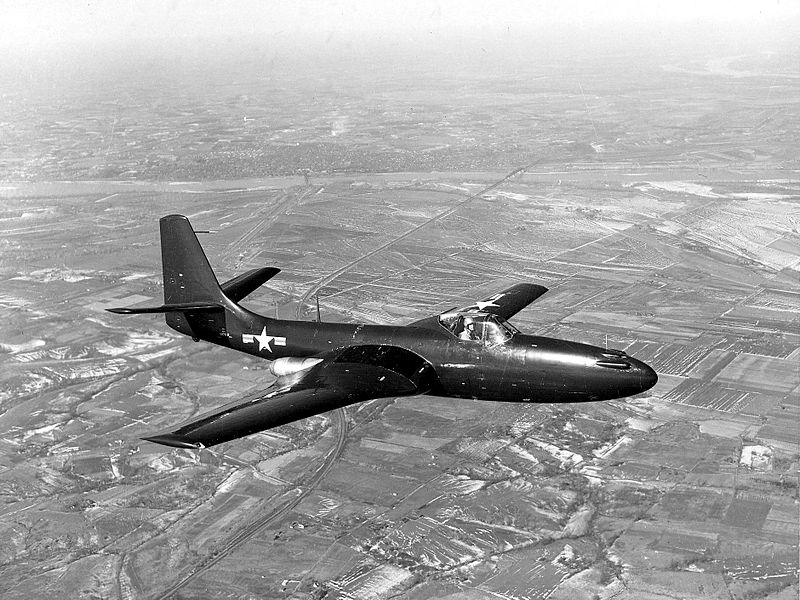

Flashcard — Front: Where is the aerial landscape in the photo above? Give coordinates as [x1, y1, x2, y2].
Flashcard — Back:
[0, 3, 798, 599]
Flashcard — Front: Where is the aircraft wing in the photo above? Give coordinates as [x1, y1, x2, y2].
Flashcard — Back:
[410, 282, 549, 329]
[142, 345, 434, 449]
[463, 282, 549, 319]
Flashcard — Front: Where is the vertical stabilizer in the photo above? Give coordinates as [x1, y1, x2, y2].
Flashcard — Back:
[160, 214, 225, 306]
[158, 215, 229, 340]
[107, 214, 273, 348]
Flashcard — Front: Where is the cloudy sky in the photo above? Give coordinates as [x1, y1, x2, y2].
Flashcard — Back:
[2, 0, 797, 54]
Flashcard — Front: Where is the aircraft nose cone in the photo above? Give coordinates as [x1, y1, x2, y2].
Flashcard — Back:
[632, 358, 658, 393]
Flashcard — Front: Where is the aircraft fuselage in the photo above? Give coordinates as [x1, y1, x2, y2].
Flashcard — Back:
[166, 300, 657, 405]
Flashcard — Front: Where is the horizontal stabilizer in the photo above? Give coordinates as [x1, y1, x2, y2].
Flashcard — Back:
[105, 302, 223, 314]
[221, 267, 280, 302]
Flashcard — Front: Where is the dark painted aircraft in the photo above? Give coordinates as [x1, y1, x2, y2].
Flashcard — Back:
[109, 215, 657, 449]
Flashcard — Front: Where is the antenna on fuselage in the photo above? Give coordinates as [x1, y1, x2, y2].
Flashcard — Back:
[315, 295, 322, 323]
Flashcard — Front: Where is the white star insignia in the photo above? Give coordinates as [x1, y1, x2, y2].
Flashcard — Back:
[473, 293, 504, 311]
[242, 327, 286, 353]
[474, 300, 500, 311]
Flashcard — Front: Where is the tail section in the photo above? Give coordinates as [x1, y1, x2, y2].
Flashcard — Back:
[160, 214, 225, 307]
[106, 215, 225, 317]
[107, 215, 280, 344]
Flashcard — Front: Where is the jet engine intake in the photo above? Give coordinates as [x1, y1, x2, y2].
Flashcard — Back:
[270, 357, 323, 378]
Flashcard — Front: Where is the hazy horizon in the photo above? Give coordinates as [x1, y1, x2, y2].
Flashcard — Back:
[2, 17, 797, 91]
[2, 1, 798, 74]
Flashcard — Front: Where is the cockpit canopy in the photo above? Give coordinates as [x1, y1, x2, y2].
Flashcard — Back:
[439, 311, 519, 345]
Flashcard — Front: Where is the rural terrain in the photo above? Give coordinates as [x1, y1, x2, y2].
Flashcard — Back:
[0, 42, 798, 599]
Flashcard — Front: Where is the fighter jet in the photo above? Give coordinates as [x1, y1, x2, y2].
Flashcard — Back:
[109, 215, 657, 449]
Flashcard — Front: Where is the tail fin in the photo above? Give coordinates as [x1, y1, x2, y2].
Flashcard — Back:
[108, 215, 281, 314]
[160, 214, 225, 306]
[107, 215, 279, 341]
[106, 215, 230, 340]
[106, 215, 226, 316]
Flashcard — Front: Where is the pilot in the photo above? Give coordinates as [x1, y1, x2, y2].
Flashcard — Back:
[459, 317, 474, 341]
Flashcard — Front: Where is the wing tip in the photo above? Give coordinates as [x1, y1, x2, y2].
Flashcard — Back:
[141, 433, 205, 449]
[530, 283, 549, 294]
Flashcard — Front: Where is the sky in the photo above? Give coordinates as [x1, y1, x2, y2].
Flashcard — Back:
[2, 0, 798, 55]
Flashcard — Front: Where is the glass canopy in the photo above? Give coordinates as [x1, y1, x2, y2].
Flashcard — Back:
[439, 311, 519, 345]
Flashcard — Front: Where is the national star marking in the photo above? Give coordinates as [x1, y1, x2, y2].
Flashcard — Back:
[242, 327, 286, 353]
